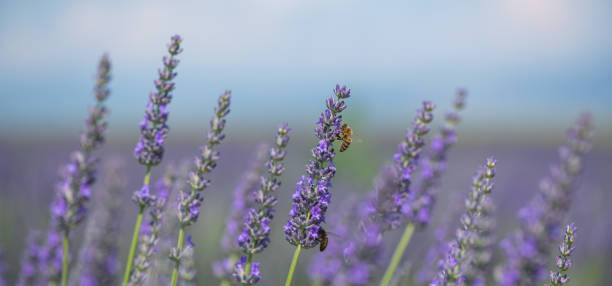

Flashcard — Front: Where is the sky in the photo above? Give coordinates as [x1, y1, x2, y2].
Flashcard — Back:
[0, 0, 611, 140]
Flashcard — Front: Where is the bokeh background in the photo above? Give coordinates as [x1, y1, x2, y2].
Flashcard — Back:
[1, 0, 611, 285]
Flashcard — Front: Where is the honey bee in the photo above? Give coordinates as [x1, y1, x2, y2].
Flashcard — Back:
[336, 123, 353, 152]
[317, 227, 340, 252]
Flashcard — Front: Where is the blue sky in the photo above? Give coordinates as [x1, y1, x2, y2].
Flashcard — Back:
[1, 0, 611, 139]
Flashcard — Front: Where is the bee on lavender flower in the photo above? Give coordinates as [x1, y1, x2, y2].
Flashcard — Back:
[336, 123, 353, 152]
[317, 227, 340, 252]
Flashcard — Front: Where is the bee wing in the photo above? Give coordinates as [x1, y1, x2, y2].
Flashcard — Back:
[326, 231, 342, 238]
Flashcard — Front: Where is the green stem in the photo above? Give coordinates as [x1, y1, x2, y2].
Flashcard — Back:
[284, 245, 302, 286]
[122, 207, 145, 285]
[379, 223, 415, 286]
[122, 166, 153, 285]
[245, 253, 253, 277]
[143, 165, 152, 185]
[170, 227, 185, 286]
[61, 229, 69, 286]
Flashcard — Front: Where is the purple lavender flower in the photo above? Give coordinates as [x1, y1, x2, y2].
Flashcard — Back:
[412, 90, 466, 227]
[547, 224, 576, 286]
[129, 167, 176, 285]
[463, 197, 496, 285]
[365, 101, 435, 233]
[214, 144, 268, 281]
[39, 230, 65, 284]
[51, 54, 111, 231]
[284, 84, 351, 249]
[17, 231, 43, 286]
[40, 54, 111, 285]
[233, 256, 260, 285]
[495, 114, 593, 286]
[133, 35, 182, 167]
[176, 91, 231, 228]
[73, 159, 124, 286]
[430, 157, 496, 286]
[232, 124, 291, 285]
[170, 91, 231, 285]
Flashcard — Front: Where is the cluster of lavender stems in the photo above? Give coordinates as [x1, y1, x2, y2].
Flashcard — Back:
[41, 54, 112, 286]
[71, 159, 124, 286]
[2, 34, 603, 286]
[495, 113, 593, 286]
[123, 34, 183, 286]
[547, 224, 576, 286]
[214, 144, 268, 283]
[233, 124, 291, 285]
[129, 167, 176, 285]
[169, 91, 231, 286]
[283, 84, 351, 286]
[430, 157, 497, 286]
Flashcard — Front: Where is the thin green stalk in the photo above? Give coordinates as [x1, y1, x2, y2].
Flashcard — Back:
[122, 207, 145, 285]
[245, 253, 253, 277]
[61, 229, 69, 286]
[379, 223, 416, 286]
[284, 245, 302, 286]
[122, 165, 152, 286]
[170, 227, 185, 286]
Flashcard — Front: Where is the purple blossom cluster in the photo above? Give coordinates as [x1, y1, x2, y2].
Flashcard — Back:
[133, 35, 183, 167]
[176, 91, 231, 228]
[169, 91, 231, 284]
[547, 224, 576, 286]
[366, 101, 435, 233]
[213, 144, 268, 281]
[233, 124, 291, 285]
[463, 197, 496, 286]
[284, 85, 351, 248]
[496, 114, 593, 286]
[129, 168, 176, 285]
[50, 54, 111, 231]
[412, 90, 466, 227]
[430, 157, 496, 286]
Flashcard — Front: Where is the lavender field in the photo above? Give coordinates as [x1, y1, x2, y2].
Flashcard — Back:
[1, 1, 612, 286]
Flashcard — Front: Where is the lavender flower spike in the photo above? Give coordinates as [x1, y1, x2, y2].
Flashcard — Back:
[284, 84, 351, 248]
[412, 89, 466, 227]
[169, 91, 231, 286]
[284, 84, 351, 286]
[123, 35, 183, 286]
[129, 167, 176, 285]
[43, 54, 111, 286]
[495, 114, 593, 286]
[233, 124, 291, 285]
[214, 144, 268, 282]
[133, 34, 183, 167]
[547, 224, 576, 286]
[463, 197, 496, 285]
[430, 157, 496, 286]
